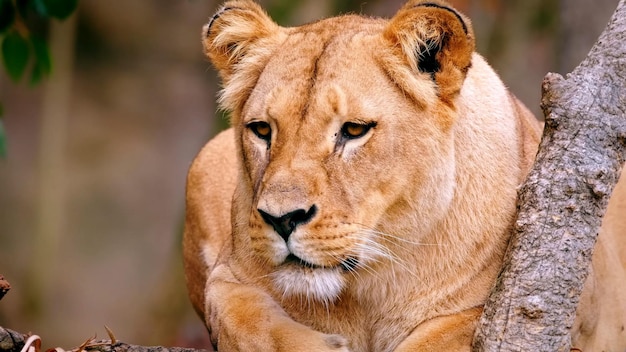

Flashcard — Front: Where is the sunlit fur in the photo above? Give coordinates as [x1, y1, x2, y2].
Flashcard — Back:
[183, 1, 626, 351]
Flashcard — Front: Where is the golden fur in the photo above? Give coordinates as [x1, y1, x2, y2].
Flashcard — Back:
[183, 1, 626, 350]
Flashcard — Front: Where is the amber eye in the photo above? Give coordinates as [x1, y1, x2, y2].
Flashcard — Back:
[247, 121, 271, 141]
[341, 122, 376, 140]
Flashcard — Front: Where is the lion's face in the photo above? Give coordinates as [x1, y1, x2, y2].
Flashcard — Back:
[205, 1, 475, 303]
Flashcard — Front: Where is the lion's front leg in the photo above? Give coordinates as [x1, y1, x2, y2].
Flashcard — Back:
[206, 264, 350, 352]
[392, 307, 482, 352]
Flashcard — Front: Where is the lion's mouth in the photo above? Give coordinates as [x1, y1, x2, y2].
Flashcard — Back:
[284, 254, 359, 272]
[340, 256, 359, 272]
[285, 254, 320, 269]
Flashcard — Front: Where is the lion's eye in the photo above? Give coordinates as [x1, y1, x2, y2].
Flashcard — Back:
[247, 121, 271, 141]
[341, 122, 376, 140]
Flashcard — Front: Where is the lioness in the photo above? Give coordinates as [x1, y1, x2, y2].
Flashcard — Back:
[183, 1, 626, 351]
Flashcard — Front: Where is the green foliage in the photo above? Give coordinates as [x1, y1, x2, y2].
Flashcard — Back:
[0, 0, 77, 157]
[0, 0, 74, 83]
[2, 31, 29, 81]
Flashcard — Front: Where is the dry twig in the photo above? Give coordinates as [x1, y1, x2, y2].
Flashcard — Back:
[0, 327, 209, 352]
[0, 276, 10, 301]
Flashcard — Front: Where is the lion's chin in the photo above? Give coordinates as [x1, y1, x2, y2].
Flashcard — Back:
[271, 265, 345, 304]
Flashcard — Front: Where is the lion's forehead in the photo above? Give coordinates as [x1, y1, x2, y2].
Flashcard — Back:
[260, 25, 381, 91]
[247, 23, 405, 129]
[243, 15, 437, 129]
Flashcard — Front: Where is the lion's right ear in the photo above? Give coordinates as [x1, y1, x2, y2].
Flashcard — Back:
[203, 1, 281, 83]
[383, 1, 475, 105]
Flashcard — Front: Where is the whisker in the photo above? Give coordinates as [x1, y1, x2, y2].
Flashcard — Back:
[352, 222, 445, 247]
[347, 230, 423, 281]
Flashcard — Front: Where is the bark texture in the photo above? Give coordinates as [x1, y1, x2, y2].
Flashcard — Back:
[472, 0, 626, 351]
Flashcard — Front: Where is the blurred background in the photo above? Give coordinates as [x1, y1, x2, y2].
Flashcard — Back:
[0, 0, 620, 349]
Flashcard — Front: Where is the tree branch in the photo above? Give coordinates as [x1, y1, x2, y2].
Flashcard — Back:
[473, 0, 626, 350]
[0, 326, 209, 352]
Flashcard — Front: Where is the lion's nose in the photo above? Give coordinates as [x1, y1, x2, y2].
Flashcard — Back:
[258, 205, 317, 242]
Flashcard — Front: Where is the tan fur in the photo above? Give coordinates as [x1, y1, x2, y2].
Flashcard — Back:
[183, 1, 626, 351]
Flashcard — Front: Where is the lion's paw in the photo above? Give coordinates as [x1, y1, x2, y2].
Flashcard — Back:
[269, 328, 351, 352]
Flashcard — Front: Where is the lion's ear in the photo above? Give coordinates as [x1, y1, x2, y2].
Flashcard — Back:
[384, 1, 475, 103]
[203, 0, 280, 81]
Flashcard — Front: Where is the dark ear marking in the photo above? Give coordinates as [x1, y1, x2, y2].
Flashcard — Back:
[416, 38, 443, 74]
[206, 6, 236, 37]
[414, 3, 468, 35]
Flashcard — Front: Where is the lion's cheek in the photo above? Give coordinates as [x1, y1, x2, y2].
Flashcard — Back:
[241, 139, 270, 191]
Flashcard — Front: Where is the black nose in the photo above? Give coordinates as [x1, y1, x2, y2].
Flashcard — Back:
[258, 205, 317, 242]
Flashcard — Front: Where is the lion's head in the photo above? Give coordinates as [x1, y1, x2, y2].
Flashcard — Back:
[202, 0, 528, 307]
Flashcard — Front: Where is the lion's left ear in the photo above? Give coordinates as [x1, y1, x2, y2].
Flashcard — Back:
[202, 1, 285, 113]
[203, 1, 280, 79]
[384, 1, 475, 104]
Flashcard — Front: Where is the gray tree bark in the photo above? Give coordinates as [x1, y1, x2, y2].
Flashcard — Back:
[472, 0, 626, 351]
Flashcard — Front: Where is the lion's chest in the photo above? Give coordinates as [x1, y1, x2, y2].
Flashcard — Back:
[281, 290, 426, 352]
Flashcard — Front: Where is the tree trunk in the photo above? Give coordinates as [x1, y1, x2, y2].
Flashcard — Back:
[472, 0, 626, 351]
